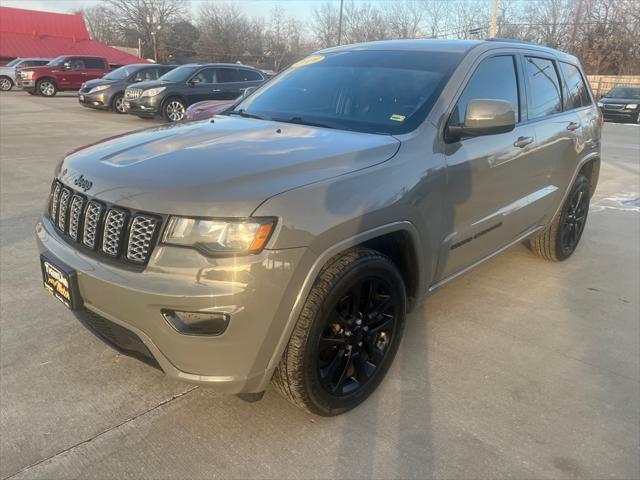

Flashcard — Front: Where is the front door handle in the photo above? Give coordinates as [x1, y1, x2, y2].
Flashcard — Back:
[514, 136, 534, 148]
[212, 89, 221, 92]
[567, 121, 581, 131]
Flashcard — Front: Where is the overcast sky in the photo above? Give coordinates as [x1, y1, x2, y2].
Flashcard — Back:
[0, 0, 378, 21]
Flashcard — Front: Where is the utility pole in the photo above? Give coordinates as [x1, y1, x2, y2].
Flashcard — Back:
[337, 0, 344, 46]
[489, 0, 500, 38]
[146, 14, 161, 62]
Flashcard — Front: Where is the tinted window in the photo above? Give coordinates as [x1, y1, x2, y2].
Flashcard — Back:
[237, 69, 262, 81]
[191, 67, 217, 84]
[449, 55, 520, 126]
[525, 57, 562, 119]
[560, 62, 590, 109]
[236, 50, 462, 135]
[104, 65, 135, 80]
[34, 60, 49, 66]
[139, 67, 162, 81]
[218, 68, 242, 83]
[159, 65, 198, 82]
[69, 59, 86, 70]
[84, 58, 104, 69]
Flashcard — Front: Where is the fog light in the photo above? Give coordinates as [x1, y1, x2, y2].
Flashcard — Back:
[162, 310, 230, 336]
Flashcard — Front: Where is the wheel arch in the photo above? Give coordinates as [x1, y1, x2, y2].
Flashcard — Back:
[161, 94, 188, 110]
[578, 156, 600, 198]
[36, 76, 57, 86]
[109, 91, 125, 108]
[0, 75, 13, 84]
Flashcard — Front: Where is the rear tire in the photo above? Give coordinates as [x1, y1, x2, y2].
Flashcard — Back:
[273, 247, 407, 416]
[37, 79, 57, 97]
[529, 175, 590, 261]
[0, 76, 13, 91]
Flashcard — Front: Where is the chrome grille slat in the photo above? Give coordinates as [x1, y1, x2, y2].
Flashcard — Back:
[125, 88, 142, 100]
[68, 194, 85, 241]
[82, 201, 103, 249]
[57, 188, 71, 231]
[101, 209, 127, 257]
[127, 216, 158, 263]
[49, 181, 160, 265]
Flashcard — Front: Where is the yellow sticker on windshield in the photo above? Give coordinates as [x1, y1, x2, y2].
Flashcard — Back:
[291, 55, 325, 68]
[390, 114, 406, 122]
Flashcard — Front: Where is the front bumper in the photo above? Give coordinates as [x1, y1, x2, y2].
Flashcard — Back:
[36, 216, 313, 393]
[19, 79, 35, 90]
[126, 95, 162, 118]
[78, 91, 113, 110]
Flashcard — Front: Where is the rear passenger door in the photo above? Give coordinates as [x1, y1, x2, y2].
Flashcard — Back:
[215, 68, 247, 100]
[519, 55, 582, 225]
[440, 53, 539, 279]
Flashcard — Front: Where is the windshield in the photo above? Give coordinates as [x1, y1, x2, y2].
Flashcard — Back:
[606, 87, 640, 99]
[104, 66, 136, 80]
[159, 65, 198, 82]
[233, 50, 462, 134]
[47, 56, 67, 67]
[6, 58, 21, 67]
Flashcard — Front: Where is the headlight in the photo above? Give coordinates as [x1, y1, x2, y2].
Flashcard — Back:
[22, 71, 34, 79]
[141, 87, 166, 97]
[89, 85, 110, 94]
[597, 102, 603, 108]
[163, 217, 276, 255]
[625, 103, 638, 109]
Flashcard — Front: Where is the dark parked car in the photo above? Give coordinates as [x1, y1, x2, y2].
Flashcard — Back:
[78, 64, 176, 114]
[597, 86, 640, 123]
[18, 56, 111, 97]
[125, 63, 266, 122]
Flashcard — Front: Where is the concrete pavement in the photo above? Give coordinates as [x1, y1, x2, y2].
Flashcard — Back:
[1, 91, 638, 479]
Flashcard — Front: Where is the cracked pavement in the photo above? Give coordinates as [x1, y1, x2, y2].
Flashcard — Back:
[1, 92, 639, 479]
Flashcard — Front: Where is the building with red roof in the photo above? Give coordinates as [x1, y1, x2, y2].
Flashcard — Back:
[0, 6, 147, 66]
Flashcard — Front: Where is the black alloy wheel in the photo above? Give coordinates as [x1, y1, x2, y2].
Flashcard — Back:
[317, 277, 398, 396]
[559, 181, 589, 257]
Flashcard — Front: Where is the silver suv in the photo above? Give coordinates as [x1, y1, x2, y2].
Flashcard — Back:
[37, 39, 601, 416]
[0, 57, 50, 91]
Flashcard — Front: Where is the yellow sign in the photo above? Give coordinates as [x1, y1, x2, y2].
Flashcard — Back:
[291, 55, 325, 68]
[390, 114, 406, 122]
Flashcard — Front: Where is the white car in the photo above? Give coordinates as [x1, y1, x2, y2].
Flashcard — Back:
[0, 57, 50, 91]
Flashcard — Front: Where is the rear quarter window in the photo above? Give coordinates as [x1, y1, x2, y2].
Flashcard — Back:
[559, 62, 591, 109]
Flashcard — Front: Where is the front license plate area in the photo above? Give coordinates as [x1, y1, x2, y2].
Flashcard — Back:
[40, 252, 82, 310]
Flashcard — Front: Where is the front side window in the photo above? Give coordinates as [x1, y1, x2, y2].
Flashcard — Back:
[191, 67, 217, 84]
[560, 62, 591, 109]
[525, 57, 562, 120]
[139, 67, 161, 81]
[69, 59, 86, 70]
[235, 50, 462, 135]
[449, 55, 520, 127]
[6, 58, 21, 67]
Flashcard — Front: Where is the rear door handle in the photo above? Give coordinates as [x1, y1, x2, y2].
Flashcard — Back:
[567, 121, 581, 131]
[514, 136, 534, 148]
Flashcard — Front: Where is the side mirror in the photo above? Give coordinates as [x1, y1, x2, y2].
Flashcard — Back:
[447, 99, 516, 142]
[62, 62, 71, 71]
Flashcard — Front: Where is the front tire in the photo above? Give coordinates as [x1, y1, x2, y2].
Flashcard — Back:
[273, 247, 407, 416]
[27, 90, 39, 96]
[162, 97, 186, 122]
[0, 76, 13, 91]
[529, 174, 590, 261]
[37, 79, 57, 97]
[111, 93, 126, 114]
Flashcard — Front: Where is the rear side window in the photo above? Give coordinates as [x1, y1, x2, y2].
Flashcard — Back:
[450, 55, 520, 126]
[524, 57, 562, 119]
[84, 58, 105, 69]
[237, 69, 263, 81]
[559, 62, 591, 109]
[218, 68, 242, 83]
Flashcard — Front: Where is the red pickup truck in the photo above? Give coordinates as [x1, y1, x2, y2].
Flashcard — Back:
[19, 55, 110, 97]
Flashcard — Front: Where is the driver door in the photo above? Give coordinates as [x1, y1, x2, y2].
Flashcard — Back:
[438, 53, 542, 279]
[186, 67, 219, 104]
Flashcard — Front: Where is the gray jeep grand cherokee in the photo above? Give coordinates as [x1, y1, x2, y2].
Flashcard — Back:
[37, 39, 601, 416]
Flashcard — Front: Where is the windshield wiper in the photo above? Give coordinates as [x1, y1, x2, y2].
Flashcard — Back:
[228, 109, 265, 120]
[271, 116, 339, 130]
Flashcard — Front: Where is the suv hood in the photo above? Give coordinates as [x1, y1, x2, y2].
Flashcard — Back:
[600, 96, 639, 104]
[58, 116, 401, 217]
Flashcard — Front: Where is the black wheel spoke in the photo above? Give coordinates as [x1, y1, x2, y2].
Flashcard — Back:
[333, 350, 353, 393]
[353, 352, 374, 383]
[320, 348, 345, 386]
[368, 313, 393, 335]
[319, 336, 347, 351]
[349, 281, 363, 317]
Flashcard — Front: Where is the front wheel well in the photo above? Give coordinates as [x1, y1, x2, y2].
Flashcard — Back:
[358, 230, 419, 310]
[36, 77, 57, 86]
[0, 75, 13, 83]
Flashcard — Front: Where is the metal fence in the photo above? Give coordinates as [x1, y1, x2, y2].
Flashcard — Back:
[587, 75, 640, 98]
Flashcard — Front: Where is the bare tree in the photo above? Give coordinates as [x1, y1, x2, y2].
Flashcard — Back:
[80, 5, 121, 46]
[384, 0, 425, 39]
[195, 2, 255, 62]
[311, 1, 340, 48]
[343, 0, 389, 43]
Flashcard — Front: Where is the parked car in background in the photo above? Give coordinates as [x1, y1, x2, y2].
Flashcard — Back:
[597, 86, 640, 123]
[125, 63, 266, 122]
[0, 57, 50, 91]
[19, 56, 110, 97]
[78, 64, 175, 114]
[184, 86, 258, 121]
[38, 39, 601, 416]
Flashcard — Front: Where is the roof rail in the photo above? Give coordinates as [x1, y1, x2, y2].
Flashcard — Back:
[485, 38, 539, 46]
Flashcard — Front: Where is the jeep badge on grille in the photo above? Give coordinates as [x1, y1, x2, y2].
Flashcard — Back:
[74, 174, 93, 192]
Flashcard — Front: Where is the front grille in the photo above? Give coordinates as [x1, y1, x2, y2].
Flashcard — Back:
[48, 180, 161, 266]
[603, 103, 625, 110]
[125, 88, 142, 100]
